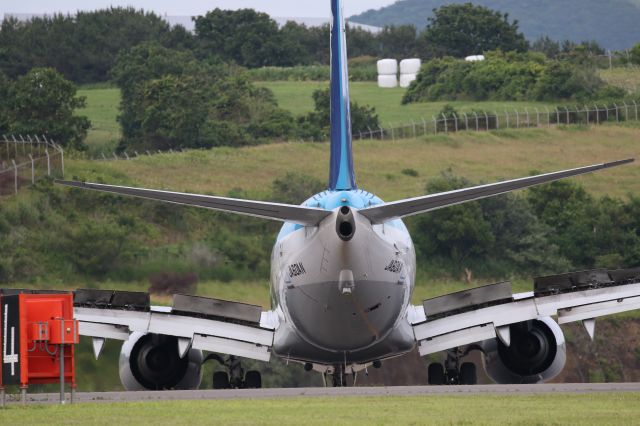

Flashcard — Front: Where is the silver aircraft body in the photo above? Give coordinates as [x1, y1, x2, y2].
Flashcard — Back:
[53, 0, 639, 390]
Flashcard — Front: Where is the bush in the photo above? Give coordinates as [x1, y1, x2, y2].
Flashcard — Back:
[7, 68, 90, 149]
[403, 51, 621, 104]
[299, 88, 380, 140]
[112, 43, 297, 151]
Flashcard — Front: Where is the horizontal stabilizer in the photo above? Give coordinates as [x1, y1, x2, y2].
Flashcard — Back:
[359, 159, 634, 224]
[55, 180, 331, 226]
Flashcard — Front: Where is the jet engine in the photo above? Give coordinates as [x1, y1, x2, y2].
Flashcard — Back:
[481, 317, 566, 384]
[119, 332, 203, 391]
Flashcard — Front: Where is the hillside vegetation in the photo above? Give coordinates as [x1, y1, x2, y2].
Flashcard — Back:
[351, 0, 640, 50]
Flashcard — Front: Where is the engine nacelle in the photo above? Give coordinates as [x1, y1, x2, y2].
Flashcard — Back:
[119, 332, 203, 391]
[481, 317, 566, 384]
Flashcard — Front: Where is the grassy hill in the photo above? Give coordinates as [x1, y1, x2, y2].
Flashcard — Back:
[350, 0, 640, 50]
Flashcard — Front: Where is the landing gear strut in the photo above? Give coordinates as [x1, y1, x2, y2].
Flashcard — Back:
[428, 348, 477, 385]
[205, 355, 262, 389]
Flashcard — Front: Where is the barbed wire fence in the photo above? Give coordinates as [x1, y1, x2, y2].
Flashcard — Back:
[354, 100, 640, 142]
[91, 100, 640, 161]
[0, 135, 64, 196]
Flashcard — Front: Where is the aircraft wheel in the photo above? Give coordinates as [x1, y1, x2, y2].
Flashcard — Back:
[428, 363, 445, 385]
[213, 371, 230, 389]
[244, 370, 262, 389]
[459, 362, 477, 385]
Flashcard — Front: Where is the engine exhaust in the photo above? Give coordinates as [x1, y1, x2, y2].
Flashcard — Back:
[336, 206, 356, 241]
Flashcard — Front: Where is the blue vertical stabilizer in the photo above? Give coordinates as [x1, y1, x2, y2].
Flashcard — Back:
[329, 0, 357, 191]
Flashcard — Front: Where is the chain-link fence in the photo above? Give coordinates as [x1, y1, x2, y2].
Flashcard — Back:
[0, 135, 64, 196]
[354, 100, 640, 141]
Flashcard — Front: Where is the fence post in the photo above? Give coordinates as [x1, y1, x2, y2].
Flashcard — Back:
[411, 120, 417, 138]
[422, 118, 427, 135]
[473, 112, 479, 131]
[378, 126, 384, 140]
[525, 108, 530, 128]
[12, 135, 18, 157]
[452, 114, 459, 132]
[555, 108, 560, 125]
[544, 107, 551, 127]
[505, 110, 510, 128]
[585, 105, 590, 125]
[45, 149, 51, 175]
[565, 107, 570, 125]
[623, 101, 629, 121]
[11, 159, 18, 194]
[391, 125, 395, 141]
[28, 154, 35, 184]
[442, 114, 448, 133]
[634, 100, 639, 121]
[484, 112, 490, 131]
[614, 103, 619, 123]
[433, 116, 438, 134]
[134, 151, 140, 158]
[124, 151, 130, 160]
[495, 111, 500, 129]
[535, 108, 540, 127]
[605, 103, 609, 122]
[57, 142, 64, 178]
[113, 152, 118, 160]
[463, 113, 469, 131]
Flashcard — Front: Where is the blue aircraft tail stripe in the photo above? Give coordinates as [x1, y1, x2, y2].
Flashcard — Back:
[329, 0, 357, 191]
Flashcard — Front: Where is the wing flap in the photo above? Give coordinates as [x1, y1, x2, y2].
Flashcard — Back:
[360, 159, 634, 224]
[411, 267, 640, 356]
[74, 291, 276, 362]
[56, 180, 330, 226]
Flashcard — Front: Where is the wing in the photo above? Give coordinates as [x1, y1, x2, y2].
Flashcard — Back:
[359, 159, 634, 224]
[55, 180, 331, 227]
[74, 290, 276, 362]
[408, 267, 640, 356]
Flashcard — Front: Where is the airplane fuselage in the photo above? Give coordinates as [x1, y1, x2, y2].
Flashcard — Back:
[270, 189, 417, 366]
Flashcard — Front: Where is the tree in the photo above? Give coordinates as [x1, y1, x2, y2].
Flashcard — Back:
[420, 3, 528, 58]
[194, 9, 285, 68]
[300, 88, 380, 140]
[0, 8, 191, 84]
[0, 72, 11, 133]
[378, 25, 418, 59]
[112, 43, 296, 151]
[8, 68, 90, 149]
[631, 43, 640, 65]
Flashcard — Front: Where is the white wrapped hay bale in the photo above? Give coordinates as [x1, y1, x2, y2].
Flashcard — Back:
[378, 74, 398, 88]
[377, 59, 398, 76]
[400, 58, 421, 75]
[399, 74, 417, 88]
[465, 55, 486, 62]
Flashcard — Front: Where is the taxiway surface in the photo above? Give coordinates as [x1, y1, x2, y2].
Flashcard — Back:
[4, 383, 640, 404]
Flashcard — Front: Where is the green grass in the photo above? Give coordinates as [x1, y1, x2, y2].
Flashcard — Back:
[2, 394, 640, 425]
[77, 88, 121, 153]
[258, 81, 559, 125]
[66, 125, 640, 201]
[599, 67, 640, 94]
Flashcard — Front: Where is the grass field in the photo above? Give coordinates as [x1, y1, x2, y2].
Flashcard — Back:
[599, 67, 640, 94]
[78, 83, 562, 150]
[1, 394, 640, 425]
[258, 81, 558, 125]
[67, 125, 640, 201]
[77, 87, 121, 154]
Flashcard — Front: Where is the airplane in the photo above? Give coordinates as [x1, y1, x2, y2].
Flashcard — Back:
[53, 0, 639, 390]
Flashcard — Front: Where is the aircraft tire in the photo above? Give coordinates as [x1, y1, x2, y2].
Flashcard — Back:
[213, 371, 230, 389]
[244, 370, 262, 389]
[428, 363, 445, 385]
[459, 362, 477, 385]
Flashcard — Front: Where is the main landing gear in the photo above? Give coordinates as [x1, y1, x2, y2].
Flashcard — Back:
[428, 348, 477, 385]
[205, 355, 262, 389]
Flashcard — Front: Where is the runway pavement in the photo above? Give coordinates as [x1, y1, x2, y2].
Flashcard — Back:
[4, 383, 640, 405]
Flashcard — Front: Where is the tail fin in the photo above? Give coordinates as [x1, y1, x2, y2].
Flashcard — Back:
[329, 0, 357, 191]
